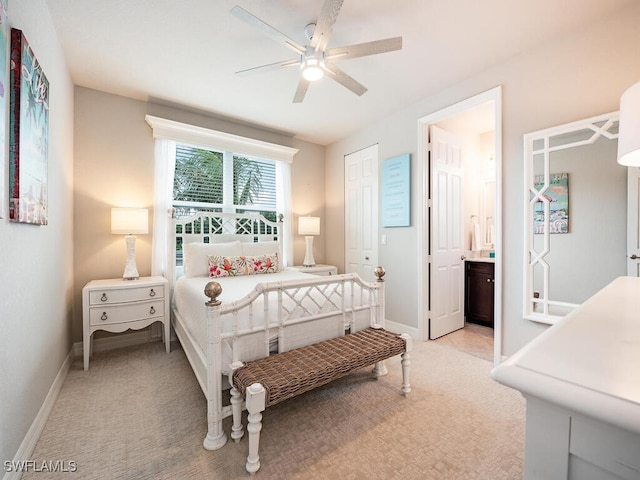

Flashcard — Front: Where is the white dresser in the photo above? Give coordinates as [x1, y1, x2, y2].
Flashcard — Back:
[492, 276, 640, 480]
[82, 276, 170, 370]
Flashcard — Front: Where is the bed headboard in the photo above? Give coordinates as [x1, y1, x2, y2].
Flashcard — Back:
[168, 211, 283, 283]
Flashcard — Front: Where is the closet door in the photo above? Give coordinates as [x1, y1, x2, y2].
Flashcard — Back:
[345, 144, 378, 281]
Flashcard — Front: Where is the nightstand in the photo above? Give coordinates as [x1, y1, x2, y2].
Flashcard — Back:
[290, 264, 338, 276]
[82, 276, 170, 370]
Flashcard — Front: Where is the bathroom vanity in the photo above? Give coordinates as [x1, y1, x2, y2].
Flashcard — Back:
[464, 258, 495, 328]
[492, 276, 640, 480]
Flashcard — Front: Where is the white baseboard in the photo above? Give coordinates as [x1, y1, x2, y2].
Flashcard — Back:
[385, 319, 420, 339]
[3, 350, 73, 480]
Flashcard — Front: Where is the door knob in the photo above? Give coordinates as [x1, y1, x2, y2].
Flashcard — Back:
[631, 254, 639, 260]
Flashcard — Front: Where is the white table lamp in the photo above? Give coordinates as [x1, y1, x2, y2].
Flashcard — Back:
[618, 80, 640, 167]
[111, 208, 149, 280]
[298, 216, 320, 267]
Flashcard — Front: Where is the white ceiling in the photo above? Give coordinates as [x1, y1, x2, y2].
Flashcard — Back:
[45, 0, 634, 146]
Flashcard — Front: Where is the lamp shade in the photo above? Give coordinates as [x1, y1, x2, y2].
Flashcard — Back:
[111, 208, 149, 235]
[298, 216, 320, 236]
[618, 80, 640, 167]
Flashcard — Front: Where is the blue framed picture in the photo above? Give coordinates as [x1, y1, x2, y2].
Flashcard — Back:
[381, 153, 410, 227]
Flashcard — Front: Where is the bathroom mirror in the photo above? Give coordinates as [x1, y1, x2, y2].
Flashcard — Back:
[523, 112, 627, 324]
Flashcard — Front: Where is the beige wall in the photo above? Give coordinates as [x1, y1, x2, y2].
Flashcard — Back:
[73, 90, 155, 342]
[73, 88, 326, 343]
[1, 0, 75, 464]
[325, 3, 640, 355]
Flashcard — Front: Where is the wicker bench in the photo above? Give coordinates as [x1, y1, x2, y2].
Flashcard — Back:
[229, 326, 412, 474]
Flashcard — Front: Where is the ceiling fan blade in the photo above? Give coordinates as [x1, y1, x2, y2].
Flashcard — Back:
[231, 6, 306, 55]
[310, 0, 344, 52]
[322, 63, 367, 96]
[293, 78, 310, 103]
[236, 58, 301, 76]
[325, 37, 403, 61]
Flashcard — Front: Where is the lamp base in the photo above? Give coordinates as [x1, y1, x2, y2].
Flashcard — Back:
[123, 235, 140, 280]
[302, 236, 316, 267]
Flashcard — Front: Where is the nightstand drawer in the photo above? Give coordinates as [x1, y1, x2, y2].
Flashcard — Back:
[309, 270, 334, 276]
[89, 285, 165, 305]
[291, 265, 338, 276]
[89, 299, 165, 326]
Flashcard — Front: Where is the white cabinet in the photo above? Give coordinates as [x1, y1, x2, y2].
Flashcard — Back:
[290, 264, 338, 276]
[82, 276, 170, 370]
[492, 277, 640, 480]
[520, 397, 640, 480]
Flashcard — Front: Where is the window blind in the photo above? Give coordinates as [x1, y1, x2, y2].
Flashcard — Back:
[173, 144, 277, 218]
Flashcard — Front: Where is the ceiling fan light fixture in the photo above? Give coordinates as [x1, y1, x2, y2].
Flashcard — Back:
[301, 57, 324, 81]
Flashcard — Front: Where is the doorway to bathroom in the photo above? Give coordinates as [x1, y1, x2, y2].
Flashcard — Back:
[417, 87, 502, 364]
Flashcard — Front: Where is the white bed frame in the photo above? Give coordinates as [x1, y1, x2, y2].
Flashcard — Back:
[167, 211, 386, 450]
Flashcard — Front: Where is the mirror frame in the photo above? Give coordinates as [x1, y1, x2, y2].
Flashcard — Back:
[523, 111, 619, 325]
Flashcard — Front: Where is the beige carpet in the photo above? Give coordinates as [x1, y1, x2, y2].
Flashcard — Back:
[24, 337, 524, 479]
[434, 323, 495, 362]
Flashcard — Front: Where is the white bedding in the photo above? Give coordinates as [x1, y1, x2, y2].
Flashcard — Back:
[173, 268, 374, 372]
[174, 268, 309, 351]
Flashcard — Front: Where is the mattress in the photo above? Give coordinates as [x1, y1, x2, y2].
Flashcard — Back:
[173, 269, 374, 372]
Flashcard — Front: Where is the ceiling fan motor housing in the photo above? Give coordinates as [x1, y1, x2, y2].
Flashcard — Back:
[304, 23, 316, 41]
[301, 49, 325, 81]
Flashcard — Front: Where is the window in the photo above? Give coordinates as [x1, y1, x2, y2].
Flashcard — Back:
[172, 144, 277, 222]
[146, 114, 298, 275]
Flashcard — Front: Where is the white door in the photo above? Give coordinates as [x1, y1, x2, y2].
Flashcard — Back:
[345, 145, 378, 281]
[429, 126, 465, 339]
[628, 166, 640, 276]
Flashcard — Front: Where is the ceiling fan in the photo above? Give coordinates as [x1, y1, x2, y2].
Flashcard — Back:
[230, 0, 402, 103]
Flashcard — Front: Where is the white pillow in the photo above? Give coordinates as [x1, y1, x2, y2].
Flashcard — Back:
[241, 241, 283, 271]
[183, 241, 242, 277]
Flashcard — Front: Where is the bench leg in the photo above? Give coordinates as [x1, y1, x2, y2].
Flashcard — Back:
[401, 333, 412, 395]
[229, 362, 245, 443]
[245, 383, 266, 475]
[372, 361, 388, 377]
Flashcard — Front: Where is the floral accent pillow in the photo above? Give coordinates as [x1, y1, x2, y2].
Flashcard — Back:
[208, 252, 279, 277]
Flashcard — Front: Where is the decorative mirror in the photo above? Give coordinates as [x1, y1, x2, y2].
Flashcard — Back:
[523, 112, 627, 324]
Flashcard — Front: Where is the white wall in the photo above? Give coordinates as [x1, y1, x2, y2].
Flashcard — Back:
[0, 0, 74, 465]
[325, 3, 640, 354]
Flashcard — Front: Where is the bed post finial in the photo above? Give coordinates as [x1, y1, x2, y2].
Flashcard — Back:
[205, 281, 223, 306]
[375, 266, 385, 282]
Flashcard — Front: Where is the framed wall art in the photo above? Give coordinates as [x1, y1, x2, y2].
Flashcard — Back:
[533, 172, 569, 234]
[381, 153, 411, 227]
[0, 0, 7, 219]
[9, 28, 49, 225]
